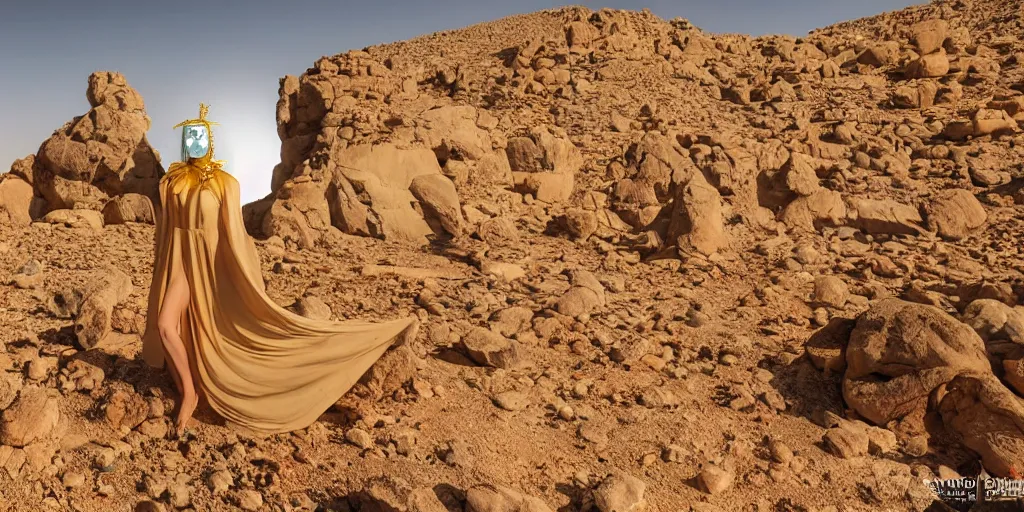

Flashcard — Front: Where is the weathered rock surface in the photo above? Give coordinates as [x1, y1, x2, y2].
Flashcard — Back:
[354, 476, 449, 512]
[509, 126, 583, 203]
[102, 193, 155, 225]
[848, 199, 922, 236]
[0, 176, 38, 227]
[462, 328, 523, 369]
[939, 374, 1024, 478]
[843, 299, 990, 427]
[666, 173, 726, 256]
[923, 189, 986, 240]
[47, 266, 134, 350]
[465, 484, 554, 512]
[0, 387, 62, 447]
[593, 471, 647, 510]
[31, 72, 163, 214]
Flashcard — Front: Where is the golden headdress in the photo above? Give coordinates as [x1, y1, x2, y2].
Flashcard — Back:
[174, 103, 218, 132]
[165, 103, 227, 190]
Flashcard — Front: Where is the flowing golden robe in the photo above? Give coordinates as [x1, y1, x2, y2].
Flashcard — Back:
[143, 165, 417, 435]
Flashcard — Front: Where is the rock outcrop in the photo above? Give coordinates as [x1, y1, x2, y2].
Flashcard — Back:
[843, 299, 991, 428]
[18, 72, 162, 223]
[248, 61, 506, 248]
[0, 174, 40, 228]
[1, 72, 162, 233]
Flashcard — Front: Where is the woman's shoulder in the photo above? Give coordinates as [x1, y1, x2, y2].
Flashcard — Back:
[160, 161, 196, 186]
[160, 163, 185, 183]
[214, 169, 239, 188]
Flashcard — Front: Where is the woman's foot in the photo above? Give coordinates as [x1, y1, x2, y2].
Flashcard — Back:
[175, 391, 198, 436]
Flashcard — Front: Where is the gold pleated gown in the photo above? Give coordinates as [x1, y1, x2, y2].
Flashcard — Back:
[143, 108, 417, 435]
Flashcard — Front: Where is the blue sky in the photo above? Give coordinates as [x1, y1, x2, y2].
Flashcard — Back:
[0, 0, 921, 203]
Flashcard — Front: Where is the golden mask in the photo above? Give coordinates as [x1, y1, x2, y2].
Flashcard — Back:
[165, 103, 227, 191]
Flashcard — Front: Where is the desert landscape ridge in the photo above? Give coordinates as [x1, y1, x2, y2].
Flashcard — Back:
[2, 0, 1024, 510]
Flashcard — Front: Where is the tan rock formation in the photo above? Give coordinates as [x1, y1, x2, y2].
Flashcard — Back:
[32, 72, 163, 215]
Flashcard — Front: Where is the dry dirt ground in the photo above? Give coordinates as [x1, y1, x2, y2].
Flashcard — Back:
[3, 0, 1024, 511]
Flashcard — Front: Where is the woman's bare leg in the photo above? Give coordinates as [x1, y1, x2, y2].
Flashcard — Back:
[157, 275, 198, 435]
[166, 350, 184, 396]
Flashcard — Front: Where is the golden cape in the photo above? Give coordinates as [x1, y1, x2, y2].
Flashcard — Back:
[143, 166, 417, 435]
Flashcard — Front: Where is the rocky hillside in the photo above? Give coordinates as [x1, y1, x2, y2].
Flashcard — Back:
[2, 0, 1024, 510]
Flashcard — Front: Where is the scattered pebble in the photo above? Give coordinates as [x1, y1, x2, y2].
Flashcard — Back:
[345, 428, 374, 450]
[698, 463, 734, 495]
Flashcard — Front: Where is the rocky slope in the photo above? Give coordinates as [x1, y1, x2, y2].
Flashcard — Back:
[3, 0, 1024, 510]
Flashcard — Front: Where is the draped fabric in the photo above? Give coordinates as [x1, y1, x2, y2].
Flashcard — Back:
[143, 167, 417, 435]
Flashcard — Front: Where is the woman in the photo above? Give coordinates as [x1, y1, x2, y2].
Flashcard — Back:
[143, 104, 418, 436]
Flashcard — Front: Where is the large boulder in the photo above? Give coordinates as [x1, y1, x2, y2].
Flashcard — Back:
[261, 179, 332, 249]
[755, 150, 827, 212]
[465, 484, 554, 512]
[857, 41, 900, 67]
[961, 299, 1024, 395]
[780, 189, 847, 231]
[944, 117, 988, 141]
[508, 126, 582, 203]
[409, 173, 465, 236]
[848, 198, 923, 235]
[938, 374, 1024, 477]
[593, 471, 647, 512]
[259, 144, 463, 247]
[0, 387, 62, 447]
[258, 56, 479, 246]
[923, 189, 986, 240]
[962, 300, 1024, 346]
[972, 109, 1018, 137]
[415, 105, 492, 161]
[843, 299, 991, 427]
[0, 175, 36, 228]
[102, 193, 155, 225]
[892, 81, 938, 109]
[333, 144, 461, 244]
[609, 131, 705, 231]
[33, 72, 163, 213]
[351, 477, 447, 512]
[666, 173, 726, 256]
[904, 50, 949, 79]
[555, 269, 607, 319]
[43, 209, 104, 231]
[626, 132, 694, 198]
[462, 328, 523, 369]
[910, 19, 948, 55]
[780, 153, 821, 197]
[359, 346, 419, 399]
